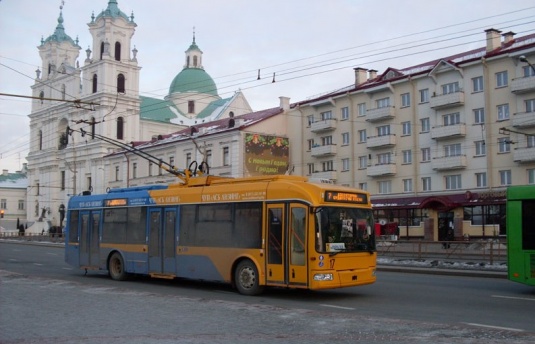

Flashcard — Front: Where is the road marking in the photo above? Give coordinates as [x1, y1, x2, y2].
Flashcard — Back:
[62, 267, 73, 270]
[463, 322, 524, 332]
[46, 252, 58, 256]
[9, 259, 17, 261]
[33, 263, 43, 266]
[492, 295, 535, 302]
[320, 304, 355, 310]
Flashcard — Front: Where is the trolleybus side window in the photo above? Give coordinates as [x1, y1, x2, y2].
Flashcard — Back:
[103, 208, 127, 243]
[290, 207, 306, 266]
[69, 210, 79, 243]
[522, 200, 535, 250]
[268, 209, 283, 264]
[127, 207, 147, 244]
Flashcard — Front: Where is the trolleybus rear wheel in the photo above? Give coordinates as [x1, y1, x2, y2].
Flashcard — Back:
[235, 260, 263, 295]
[109, 252, 128, 281]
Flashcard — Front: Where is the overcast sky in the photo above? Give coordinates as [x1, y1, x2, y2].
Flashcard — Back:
[1, 0, 534, 173]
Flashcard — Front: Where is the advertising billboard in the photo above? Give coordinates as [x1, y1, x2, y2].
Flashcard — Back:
[244, 133, 289, 175]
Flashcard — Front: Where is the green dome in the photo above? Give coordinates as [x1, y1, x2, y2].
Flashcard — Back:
[169, 68, 218, 97]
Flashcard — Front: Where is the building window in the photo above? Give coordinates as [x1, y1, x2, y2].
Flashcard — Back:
[223, 147, 230, 166]
[526, 99, 535, 113]
[422, 177, 431, 191]
[403, 179, 413, 192]
[36, 182, 40, 196]
[132, 163, 137, 179]
[445, 175, 462, 190]
[377, 125, 390, 136]
[528, 135, 535, 148]
[38, 130, 43, 150]
[322, 160, 334, 171]
[18, 200, 25, 210]
[472, 76, 483, 93]
[321, 135, 333, 146]
[341, 107, 349, 120]
[186, 153, 192, 167]
[90, 117, 96, 139]
[402, 150, 412, 164]
[401, 93, 411, 107]
[0, 199, 6, 209]
[358, 130, 367, 143]
[497, 104, 509, 120]
[61, 171, 65, 190]
[421, 148, 431, 162]
[474, 108, 485, 124]
[499, 170, 512, 186]
[169, 157, 175, 168]
[92, 74, 98, 93]
[87, 176, 92, 191]
[117, 74, 125, 93]
[476, 172, 487, 188]
[378, 181, 392, 194]
[496, 71, 508, 88]
[442, 82, 460, 94]
[419, 89, 429, 103]
[377, 152, 391, 165]
[523, 66, 535, 77]
[341, 132, 349, 146]
[320, 111, 333, 120]
[475, 140, 486, 156]
[206, 150, 212, 167]
[115, 42, 121, 61]
[444, 143, 462, 157]
[307, 163, 315, 175]
[307, 139, 314, 150]
[421, 118, 430, 133]
[443, 112, 460, 126]
[188, 101, 195, 114]
[358, 156, 368, 169]
[358, 182, 367, 191]
[61, 84, 66, 100]
[148, 162, 153, 176]
[498, 138, 511, 153]
[528, 169, 535, 184]
[342, 158, 350, 171]
[402, 121, 411, 136]
[115, 166, 120, 181]
[357, 103, 366, 116]
[376, 97, 390, 108]
[117, 117, 124, 140]
[307, 115, 314, 126]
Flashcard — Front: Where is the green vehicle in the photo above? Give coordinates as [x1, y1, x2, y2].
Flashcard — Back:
[507, 185, 535, 286]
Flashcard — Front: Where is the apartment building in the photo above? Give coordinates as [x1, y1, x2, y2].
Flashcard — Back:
[287, 29, 535, 241]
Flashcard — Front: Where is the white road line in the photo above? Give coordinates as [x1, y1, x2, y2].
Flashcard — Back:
[492, 294, 535, 302]
[62, 267, 73, 270]
[46, 252, 58, 256]
[9, 259, 17, 262]
[33, 263, 43, 266]
[463, 322, 524, 332]
[320, 304, 355, 310]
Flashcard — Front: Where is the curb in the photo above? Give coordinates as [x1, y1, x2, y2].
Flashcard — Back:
[378, 264, 507, 279]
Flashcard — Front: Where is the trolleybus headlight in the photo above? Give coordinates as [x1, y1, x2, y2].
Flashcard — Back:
[313, 273, 333, 281]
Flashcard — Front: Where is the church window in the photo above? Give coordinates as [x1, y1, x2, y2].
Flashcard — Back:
[38, 130, 43, 150]
[193, 56, 198, 67]
[100, 42, 104, 60]
[91, 117, 96, 139]
[117, 117, 124, 140]
[115, 42, 121, 61]
[117, 74, 125, 93]
[61, 84, 66, 100]
[39, 91, 44, 104]
[92, 74, 98, 93]
[188, 101, 195, 114]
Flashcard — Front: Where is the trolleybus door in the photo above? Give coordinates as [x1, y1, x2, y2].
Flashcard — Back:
[266, 204, 308, 287]
[79, 210, 100, 268]
[148, 208, 177, 275]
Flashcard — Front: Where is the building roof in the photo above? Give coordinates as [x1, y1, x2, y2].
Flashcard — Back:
[140, 96, 177, 123]
[168, 68, 218, 97]
[0, 171, 28, 189]
[93, 0, 134, 23]
[41, 10, 79, 47]
[296, 31, 535, 107]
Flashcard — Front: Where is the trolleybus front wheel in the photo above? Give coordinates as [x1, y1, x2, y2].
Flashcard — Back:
[109, 252, 128, 281]
[235, 260, 264, 296]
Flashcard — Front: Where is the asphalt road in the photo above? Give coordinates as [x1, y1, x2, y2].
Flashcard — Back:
[1, 241, 535, 344]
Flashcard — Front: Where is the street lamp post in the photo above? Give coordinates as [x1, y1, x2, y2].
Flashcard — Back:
[519, 55, 535, 74]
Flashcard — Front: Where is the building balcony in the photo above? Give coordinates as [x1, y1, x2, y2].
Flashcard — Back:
[310, 118, 337, 132]
[512, 111, 535, 128]
[431, 123, 466, 140]
[367, 163, 397, 177]
[430, 91, 465, 109]
[514, 147, 535, 163]
[366, 106, 395, 122]
[311, 170, 337, 180]
[366, 134, 396, 149]
[432, 155, 467, 170]
[311, 144, 337, 157]
[510, 75, 535, 94]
